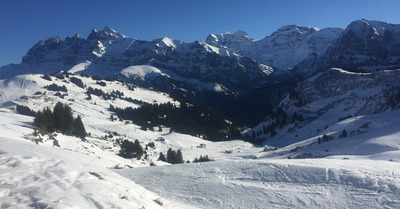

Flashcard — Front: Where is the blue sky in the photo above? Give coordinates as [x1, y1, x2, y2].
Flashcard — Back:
[1, 0, 399, 67]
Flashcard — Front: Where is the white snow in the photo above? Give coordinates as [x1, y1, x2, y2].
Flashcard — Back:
[121, 65, 164, 78]
[118, 158, 400, 209]
[68, 60, 92, 73]
[0, 135, 173, 209]
[1, 72, 400, 208]
[160, 37, 177, 48]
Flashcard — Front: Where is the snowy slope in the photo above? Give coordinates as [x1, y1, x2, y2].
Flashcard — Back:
[1, 19, 400, 207]
[249, 68, 400, 145]
[1, 71, 400, 208]
[0, 135, 171, 209]
[118, 158, 400, 209]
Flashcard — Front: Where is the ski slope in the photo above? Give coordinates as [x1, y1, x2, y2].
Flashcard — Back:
[118, 159, 400, 209]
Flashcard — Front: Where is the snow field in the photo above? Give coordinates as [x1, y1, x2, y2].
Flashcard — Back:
[0, 136, 181, 209]
[118, 159, 400, 209]
[1, 73, 400, 208]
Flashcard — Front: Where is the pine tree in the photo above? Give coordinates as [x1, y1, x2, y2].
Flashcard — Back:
[73, 116, 86, 140]
[167, 148, 176, 164]
[133, 139, 144, 159]
[119, 139, 143, 159]
[176, 149, 184, 164]
[34, 107, 55, 132]
[53, 102, 74, 135]
[158, 152, 167, 162]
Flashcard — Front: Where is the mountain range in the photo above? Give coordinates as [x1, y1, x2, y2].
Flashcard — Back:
[1, 19, 399, 127]
[1, 19, 400, 208]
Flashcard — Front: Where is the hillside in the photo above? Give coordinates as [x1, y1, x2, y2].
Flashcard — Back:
[249, 68, 400, 145]
[1, 19, 400, 209]
[0, 71, 399, 208]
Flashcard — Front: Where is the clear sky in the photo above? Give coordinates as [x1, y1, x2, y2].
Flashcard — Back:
[1, 0, 399, 67]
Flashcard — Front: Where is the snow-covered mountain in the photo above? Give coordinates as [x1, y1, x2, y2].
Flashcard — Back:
[294, 19, 400, 76]
[249, 68, 400, 147]
[0, 27, 279, 125]
[1, 19, 399, 126]
[0, 26, 273, 90]
[207, 25, 343, 70]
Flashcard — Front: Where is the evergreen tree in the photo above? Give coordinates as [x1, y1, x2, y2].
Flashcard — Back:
[34, 102, 87, 140]
[53, 102, 74, 135]
[119, 139, 143, 159]
[176, 149, 184, 164]
[193, 155, 211, 163]
[73, 116, 87, 140]
[133, 139, 144, 159]
[158, 152, 167, 162]
[167, 148, 176, 164]
[16, 105, 36, 117]
[120, 140, 134, 158]
[34, 107, 55, 132]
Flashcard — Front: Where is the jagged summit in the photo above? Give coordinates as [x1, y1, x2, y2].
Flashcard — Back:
[65, 33, 84, 41]
[87, 26, 127, 40]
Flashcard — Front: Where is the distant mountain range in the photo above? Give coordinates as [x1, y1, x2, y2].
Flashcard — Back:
[1, 19, 399, 127]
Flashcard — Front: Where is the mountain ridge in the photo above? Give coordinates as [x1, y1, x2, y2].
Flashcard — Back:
[1, 19, 399, 126]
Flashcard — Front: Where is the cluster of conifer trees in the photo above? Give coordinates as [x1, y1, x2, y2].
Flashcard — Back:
[109, 102, 242, 141]
[33, 102, 87, 140]
[119, 139, 144, 159]
[158, 148, 184, 164]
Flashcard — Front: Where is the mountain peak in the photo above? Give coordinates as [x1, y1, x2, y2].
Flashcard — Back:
[345, 19, 396, 36]
[271, 25, 319, 37]
[87, 26, 127, 40]
[233, 30, 249, 37]
[205, 30, 253, 47]
[74, 32, 83, 39]
[103, 26, 116, 33]
[152, 37, 179, 49]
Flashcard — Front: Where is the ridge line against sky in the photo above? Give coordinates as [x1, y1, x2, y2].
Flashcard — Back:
[1, 0, 400, 67]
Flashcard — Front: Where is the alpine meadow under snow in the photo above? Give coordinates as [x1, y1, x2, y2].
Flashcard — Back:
[1, 19, 400, 209]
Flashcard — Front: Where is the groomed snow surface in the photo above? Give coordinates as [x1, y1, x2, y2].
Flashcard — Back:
[118, 159, 400, 209]
[1, 73, 400, 208]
